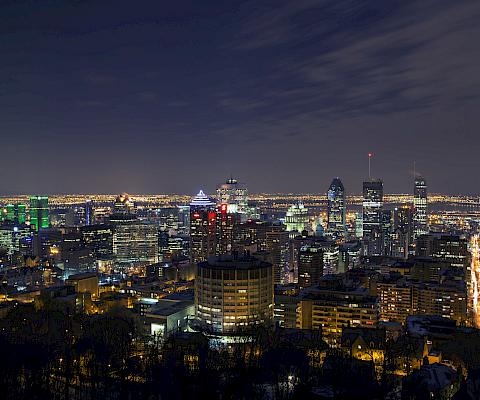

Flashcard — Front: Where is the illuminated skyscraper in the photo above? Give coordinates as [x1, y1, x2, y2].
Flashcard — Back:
[265, 224, 290, 284]
[285, 203, 309, 237]
[189, 190, 217, 264]
[216, 178, 249, 218]
[362, 179, 384, 256]
[392, 206, 414, 259]
[382, 209, 393, 256]
[113, 193, 135, 215]
[216, 203, 238, 256]
[413, 176, 428, 239]
[3, 204, 27, 225]
[110, 197, 158, 267]
[85, 199, 94, 226]
[298, 244, 323, 289]
[111, 213, 159, 267]
[29, 196, 49, 231]
[327, 178, 346, 240]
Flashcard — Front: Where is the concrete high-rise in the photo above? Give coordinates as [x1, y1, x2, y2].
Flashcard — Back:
[362, 179, 384, 256]
[195, 254, 274, 333]
[327, 178, 346, 241]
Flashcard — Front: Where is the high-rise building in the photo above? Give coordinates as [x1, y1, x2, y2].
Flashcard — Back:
[392, 206, 414, 259]
[0, 225, 32, 256]
[338, 240, 362, 272]
[2, 204, 27, 225]
[416, 233, 469, 271]
[327, 178, 346, 240]
[177, 205, 190, 235]
[80, 224, 114, 260]
[265, 224, 290, 284]
[298, 245, 323, 289]
[189, 190, 217, 264]
[216, 178, 249, 219]
[216, 204, 238, 256]
[85, 199, 94, 226]
[362, 179, 384, 256]
[285, 203, 309, 237]
[29, 196, 49, 231]
[112, 219, 159, 267]
[60, 232, 95, 276]
[413, 176, 428, 239]
[195, 254, 274, 333]
[113, 193, 135, 215]
[382, 209, 393, 256]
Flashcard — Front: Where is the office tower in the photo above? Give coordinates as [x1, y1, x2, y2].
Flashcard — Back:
[382, 209, 393, 256]
[0, 225, 32, 256]
[416, 233, 469, 271]
[355, 212, 363, 239]
[413, 176, 428, 239]
[189, 190, 217, 264]
[160, 235, 189, 261]
[80, 224, 114, 260]
[338, 240, 362, 272]
[327, 178, 346, 240]
[392, 206, 414, 259]
[3, 204, 27, 225]
[113, 193, 135, 215]
[216, 178, 249, 219]
[265, 224, 290, 284]
[298, 245, 323, 289]
[33, 228, 62, 259]
[285, 203, 309, 237]
[216, 204, 238, 255]
[177, 205, 190, 235]
[85, 199, 94, 226]
[112, 220, 159, 267]
[232, 219, 268, 254]
[157, 207, 179, 233]
[61, 232, 95, 276]
[195, 254, 274, 333]
[30, 196, 49, 231]
[362, 179, 384, 256]
[290, 232, 316, 283]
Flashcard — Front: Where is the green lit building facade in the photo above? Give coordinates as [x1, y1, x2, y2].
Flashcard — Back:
[1, 204, 27, 224]
[30, 196, 49, 231]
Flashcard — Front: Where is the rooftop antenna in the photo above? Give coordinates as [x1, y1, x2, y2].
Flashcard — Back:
[368, 152, 373, 179]
[413, 160, 416, 179]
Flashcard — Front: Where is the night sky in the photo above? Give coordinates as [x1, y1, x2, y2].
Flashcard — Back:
[1, 0, 479, 195]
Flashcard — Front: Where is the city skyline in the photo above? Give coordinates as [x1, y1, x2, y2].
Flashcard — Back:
[1, 2, 480, 399]
[1, 0, 479, 194]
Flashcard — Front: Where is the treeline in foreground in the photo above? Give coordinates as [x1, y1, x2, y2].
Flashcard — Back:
[1, 302, 480, 400]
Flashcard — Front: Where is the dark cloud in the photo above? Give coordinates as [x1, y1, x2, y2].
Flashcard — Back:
[0, 0, 478, 194]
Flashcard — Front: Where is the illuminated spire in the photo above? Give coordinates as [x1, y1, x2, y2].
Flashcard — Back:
[190, 190, 215, 207]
